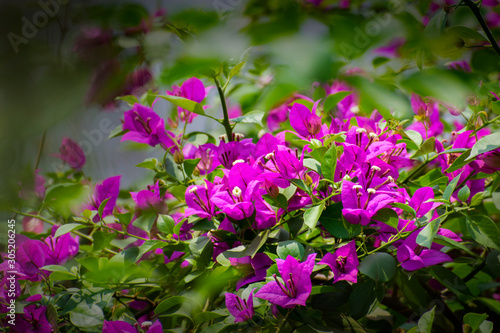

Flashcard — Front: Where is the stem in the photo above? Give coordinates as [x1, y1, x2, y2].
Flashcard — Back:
[214, 77, 233, 141]
[462, 0, 500, 57]
[34, 131, 47, 170]
[276, 309, 292, 333]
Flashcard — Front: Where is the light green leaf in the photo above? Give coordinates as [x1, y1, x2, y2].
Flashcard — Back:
[54, 223, 87, 238]
[443, 172, 462, 201]
[467, 132, 500, 161]
[277, 240, 305, 260]
[416, 218, 441, 249]
[417, 306, 436, 333]
[304, 202, 325, 230]
[231, 110, 265, 127]
[466, 214, 500, 250]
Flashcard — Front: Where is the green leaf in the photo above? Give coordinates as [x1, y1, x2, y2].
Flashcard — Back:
[44, 183, 89, 217]
[321, 144, 337, 181]
[244, 229, 269, 258]
[262, 194, 288, 210]
[467, 132, 500, 161]
[359, 253, 396, 282]
[323, 91, 351, 113]
[416, 218, 441, 249]
[290, 179, 310, 194]
[348, 280, 379, 319]
[50, 271, 78, 281]
[115, 95, 139, 105]
[405, 130, 423, 147]
[417, 306, 436, 333]
[137, 240, 167, 261]
[157, 214, 176, 235]
[194, 311, 227, 325]
[304, 202, 325, 230]
[54, 223, 87, 238]
[458, 185, 471, 202]
[155, 296, 190, 315]
[486, 250, 500, 278]
[184, 131, 216, 144]
[231, 110, 265, 127]
[411, 137, 435, 158]
[446, 26, 487, 42]
[320, 202, 361, 239]
[445, 149, 471, 173]
[463, 313, 489, 333]
[310, 146, 328, 164]
[470, 191, 485, 207]
[433, 234, 476, 256]
[92, 230, 117, 252]
[425, 9, 447, 37]
[132, 212, 157, 234]
[107, 124, 126, 139]
[491, 100, 500, 115]
[372, 208, 399, 229]
[158, 94, 205, 115]
[69, 301, 104, 328]
[277, 240, 305, 260]
[184, 158, 201, 177]
[390, 202, 417, 218]
[310, 285, 340, 295]
[430, 265, 472, 296]
[135, 158, 159, 170]
[443, 172, 462, 201]
[97, 197, 110, 220]
[466, 214, 500, 250]
[41, 265, 69, 272]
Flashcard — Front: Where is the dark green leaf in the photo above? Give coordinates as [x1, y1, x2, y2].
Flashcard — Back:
[463, 313, 489, 333]
[359, 253, 396, 282]
[184, 158, 201, 177]
[411, 137, 435, 158]
[430, 265, 472, 296]
[372, 208, 399, 229]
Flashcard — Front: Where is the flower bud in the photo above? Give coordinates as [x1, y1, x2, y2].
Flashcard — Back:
[192, 167, 200, 177]
[304, 174, 314, 187]
[173, 150, 184, 164]
[264, 179, 279, 198]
